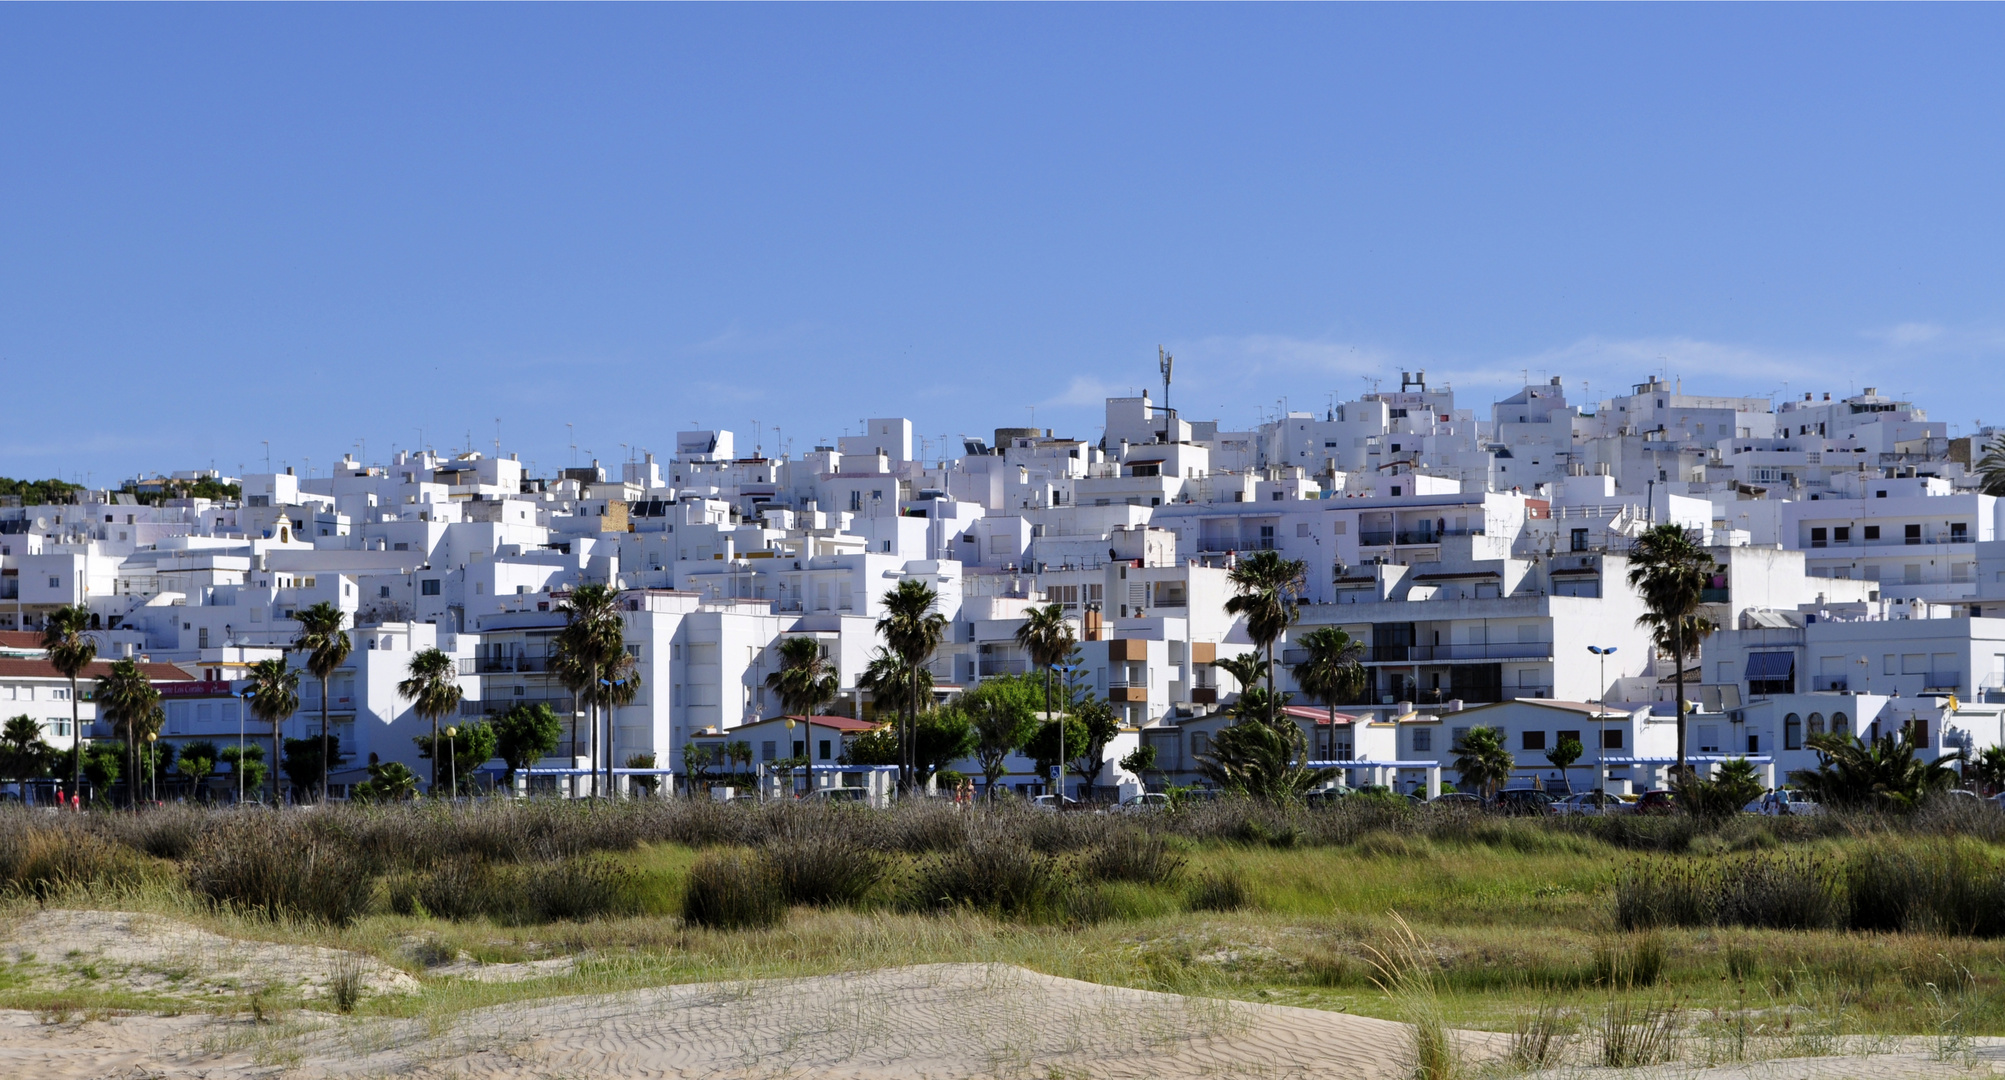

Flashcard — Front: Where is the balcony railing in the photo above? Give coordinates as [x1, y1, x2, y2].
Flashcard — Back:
[1368, 642, 1554, 663]
[475, 654, 552, 674]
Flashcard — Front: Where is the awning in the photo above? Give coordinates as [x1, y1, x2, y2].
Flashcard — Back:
[1744, 652, 1795, 680]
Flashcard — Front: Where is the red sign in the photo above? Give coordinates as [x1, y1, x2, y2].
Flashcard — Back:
[159, 680, 234, 697]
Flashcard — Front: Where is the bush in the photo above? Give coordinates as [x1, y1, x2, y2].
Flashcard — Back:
[1617, 853, 1841, 932]
[909, 836, 1068, 919]
[681, 850, 786, 930]
[764, 834, 887, 907]
[1846, 838, 2005, 937]
[186, 813, 376, 925]
[1079, 833, 1186, 886]
[0, 812, 150, 898]
[1187, 869, 1251, 912]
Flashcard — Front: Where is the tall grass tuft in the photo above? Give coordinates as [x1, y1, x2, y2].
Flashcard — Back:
[1846, 838, 2005, 937]
[908, 836, 1068, 920]
[1509, 1002, 1574, 1071]
[0, 812, 151, 899]
[1364, 912, 1457, 1080]
[1593, 933, 1666, 990]
[1186, 869, 1251, 912]
[1598, 1000, 1680, 1067]
[1079, 832, 1186, 886]
[763, 832, 888, 907]
[680, 850, 786, 930]
[186, 814, 375, 925]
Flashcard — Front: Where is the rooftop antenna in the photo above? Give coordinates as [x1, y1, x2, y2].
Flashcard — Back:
[494, 418, 502, 458]
[1158, 345, 1173, 419]
[566, 422, 576, 467]
[262, 440, 271, 470]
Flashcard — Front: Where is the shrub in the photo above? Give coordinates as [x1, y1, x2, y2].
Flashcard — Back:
[764, 834, 887, 907]
[186, 814, 375, 925]
[681, 850, 786, 930]
[0, 813, 149, 898]
[1616, 853, 1841, 932]
[1846, 838, 2005, 937]
[1593, 933, 1666, 989]
[1187, 869, 1251, 912]
[1079, 833, 1186, 886]
[909, 836, 1067, 919]
[525, 855, 638, 922]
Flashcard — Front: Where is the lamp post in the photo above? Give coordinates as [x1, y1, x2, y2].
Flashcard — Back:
[1588, 646, 1617, 797]
[785, 716, 800, 798]
[236, 687, 254, 805]
[1048, 662, 1083, 804]
[445, 726, 458, 800]
[146, 731, 157, 805]
[599, 676, 628, 801]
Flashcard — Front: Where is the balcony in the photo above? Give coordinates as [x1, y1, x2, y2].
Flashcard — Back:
[1358, 531, 1396, 547]
[474, 654, 552, 674]
[1367, 642, 1554, 663]
[1700, 588, 1731, 604]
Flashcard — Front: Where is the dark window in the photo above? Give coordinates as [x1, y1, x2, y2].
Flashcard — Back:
[1602, 729, 1623, 750]
[1834, 526, 1850, 543]
[420, 579, 441, 596]
[1863, 525, 1880, 541]
[1557, 730, 1580, 750]
[1785, 713, 1802, 750]
[1905, 524, 1922, 545]
[1571, 528, 1589, 552]
[1810, 527, 1827, 548]
[819, 739, 832, 761]
[1522, 730, 1547, 751]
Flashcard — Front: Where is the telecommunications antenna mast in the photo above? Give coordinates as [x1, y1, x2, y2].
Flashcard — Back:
[1158, 346, 1173, 418]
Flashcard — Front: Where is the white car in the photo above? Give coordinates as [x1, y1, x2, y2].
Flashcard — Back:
[1117, 793, 1169, 813]
[1029, 794, 1081, 811]
[1745, 789, 1821, 816]
[1548, 791, 1632, 816]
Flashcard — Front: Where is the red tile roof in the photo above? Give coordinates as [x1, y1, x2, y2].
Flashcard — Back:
[0, 658, 195, 683]
[0, 631, 46, 651]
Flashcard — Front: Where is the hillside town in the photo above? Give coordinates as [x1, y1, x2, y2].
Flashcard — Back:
[6, 370, 2005, 806]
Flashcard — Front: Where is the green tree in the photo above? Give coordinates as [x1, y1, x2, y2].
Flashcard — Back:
[1224, 550, 1307, 723]
[765, 636, 838, 719]
[96, 657, 163, 806]
[626, 753, 660, 795]
[1119, 743, 1158, 780]
[857, 647, 933, 732]
[177, 739, 218, 801]
[1013, 602, 1076, 720]
[1065, 696, 1121, 802]
[1626, 523, 1719, 783]
[414, 721, 498, 796]
[281, 735, 344, 800]
[244, 657, 300, 804]
[1788, 729, 1960, 812]
[1, 715, 52, 791]
[219, 742, 267, 800]
[844, 709, 971, 790]
[1544, 735, 1584, 795]
[292, 601, 352, 802]
[1290, 626, 1368, 760]
[57, 742, 122, 802]
[492, 702, 563, 790]
[0, 477, 82, 505]
[353, 759, 420, 802]
[397, 647, 463, 795]
[1193, 720, 1334, 801]
[876, 578, 947, 792]
[682, 740, 722, 791]
[962, 675, 1042, 797]
[1452, 726, 1514, 799]
[40, 605, 95, 800]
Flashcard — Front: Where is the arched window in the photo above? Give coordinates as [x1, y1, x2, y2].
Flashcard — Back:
[1830, 712, 1847, 738]
[1784, 713, 1802, 750]
[1808, 712, 1825, 736]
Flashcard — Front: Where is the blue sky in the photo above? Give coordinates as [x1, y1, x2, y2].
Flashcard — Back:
[4, 6, 2003, 482]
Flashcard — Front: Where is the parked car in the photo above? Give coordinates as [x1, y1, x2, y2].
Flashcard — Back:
[1429, 792, 1483, 809]
[1634, 789, 1679, 815]
[1030, 794, 1082, 811]
[804, 787, 869, 804]
[1549, 791, 1631, 816]
[1304, 786, 1354, 808]
[1117, 792, 1170, 813]
[1492, 789, 1555, 815]
[1744, 789, 1820, 816]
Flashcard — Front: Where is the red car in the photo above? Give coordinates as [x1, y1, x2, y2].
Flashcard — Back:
[1634, 789, 1678, 815]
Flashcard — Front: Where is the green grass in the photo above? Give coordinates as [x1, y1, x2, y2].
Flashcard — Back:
[7, 800, 2005, 1049]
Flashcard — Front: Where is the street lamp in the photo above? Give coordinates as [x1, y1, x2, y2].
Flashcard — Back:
[146, 731, 158, 805]
[1588, 646, 1617, 797]
[1049, 662, 1083, 804]
[785, 716, 800, 798]
[236, 687, 255, 805]
[445, 726, 458, 799]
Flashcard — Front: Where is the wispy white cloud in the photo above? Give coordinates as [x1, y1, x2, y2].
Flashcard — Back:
[1867, 322, 1946, 348]
[1040, 375, 1129, 408]
[683, 322, 822, 356]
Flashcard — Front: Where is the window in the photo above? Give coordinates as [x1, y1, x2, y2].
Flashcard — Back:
[1333, 520, 1347, 535]
[1297, 523, 1310, 537]
[1557, 730, 1580, 750]
[1905, 524, 1922, 545]
[1864, 525, 1880, 540]
[1571, 528, 1589, 552]
[760, 741, 777, 762]
[819, 739, 832, 761]
[421, 579, 441, 596]
[1808, 712, 1825, 736]
[1602, 729, 1623, 750]
[1784, 713, 1802, 750]
[1811, 527, 1827, 548]
[1951, 522, 1968, 540]
[1521, 730, 1546, 751]
[1834, 526, 1850, 543]
[48, 576, 60, 588]
[1831, 712, 1847, 735]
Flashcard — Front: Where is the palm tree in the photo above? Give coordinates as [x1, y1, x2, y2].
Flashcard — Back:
[1013, 602, 1075, 719]
[243, 657, 300, 804]
[1193, 718, 1334, 801]
[292, 602, 351, 803]
[551, 585, 636, 798]
[1976, 434, 2005, 497]
[1788, 729, 1960, 812]
[96, 658, 163, 806]
[857, 647, 933, 739]
[40, 605, 95, 801]
[1451, 726, 1514, 800]
[1626, 523, 1718, 784]
[1224, 550, 1307, 724]
[876, 578, 947, 792]
[765, 636, 838, 719]
[397, 647, 463, 795]
[1290, 626, 1367, 761]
